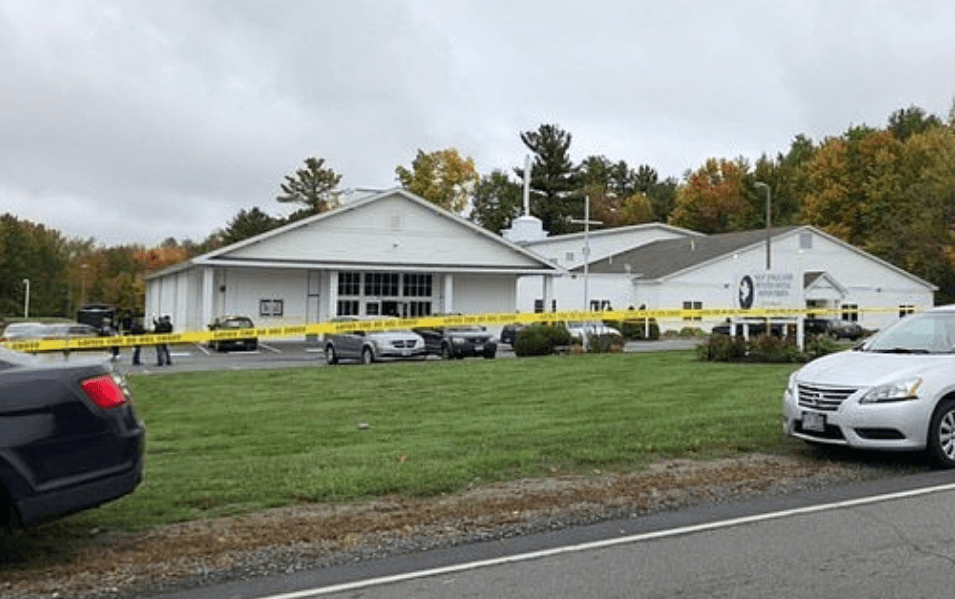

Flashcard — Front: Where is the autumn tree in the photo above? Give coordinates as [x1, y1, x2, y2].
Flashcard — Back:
[470, 170, 523, 234]
[798, 127, 902, 246]
[578, 156, 665, 227]
[395, 148, 479, 213]
[277, 157, 343, 218]
[669, 158, 751, 233]
[0, 214, 71, 316]
[516, 124, 582, 235]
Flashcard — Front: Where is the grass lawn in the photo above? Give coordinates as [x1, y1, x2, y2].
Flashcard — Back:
[66, 350, 802, 531]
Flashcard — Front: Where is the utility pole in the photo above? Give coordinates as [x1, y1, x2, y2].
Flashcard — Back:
[568, 196, 602, 311]
[754, 182, 772, 270]
[23, 279, 30, 318]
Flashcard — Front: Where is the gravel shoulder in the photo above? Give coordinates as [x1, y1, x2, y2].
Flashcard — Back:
[0, 451, 930, 599]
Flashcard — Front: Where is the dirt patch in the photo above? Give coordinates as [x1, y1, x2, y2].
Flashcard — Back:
[0, 453, 915, 599]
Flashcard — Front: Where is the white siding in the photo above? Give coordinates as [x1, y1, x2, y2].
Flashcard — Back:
[638, 229, 933, 332]
[447, 274, 515, 314]
[223, 195, 544, 269]
[520, 227, 934, 334]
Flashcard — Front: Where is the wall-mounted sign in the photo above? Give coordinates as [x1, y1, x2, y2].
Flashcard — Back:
[736, 272, 797, 309]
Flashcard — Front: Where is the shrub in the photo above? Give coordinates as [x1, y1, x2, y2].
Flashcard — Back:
[697, 333, 748, 361]
[514, 323, 574, 357]
[803, 334, 844, 359]
[587, 333, 624, 354]
[748, 334, 803, 363]
[607, 319, 660, 340]
[697, 332, 846, 363]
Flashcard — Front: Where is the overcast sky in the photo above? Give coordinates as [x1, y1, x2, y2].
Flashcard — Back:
[2, 1, 953, 247]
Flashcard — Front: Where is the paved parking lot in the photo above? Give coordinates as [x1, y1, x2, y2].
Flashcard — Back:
[112, 338, 699, 375]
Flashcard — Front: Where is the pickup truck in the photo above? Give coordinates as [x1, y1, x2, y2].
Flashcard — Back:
[0, 347, 146, 530]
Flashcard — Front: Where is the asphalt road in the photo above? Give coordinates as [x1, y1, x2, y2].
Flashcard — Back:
[119, 338, 955, 599]
[153, 470, 955, 599]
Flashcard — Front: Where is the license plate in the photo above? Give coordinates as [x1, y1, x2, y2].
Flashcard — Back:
[474, 345, 483, 352]
[802, 411, 826, 432]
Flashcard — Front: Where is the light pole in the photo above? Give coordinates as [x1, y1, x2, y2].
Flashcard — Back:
[568, 196, 602, 311]
[754, 182, 772, 270]
[80, 264, 89, 308]
[23, 279, 30, 318]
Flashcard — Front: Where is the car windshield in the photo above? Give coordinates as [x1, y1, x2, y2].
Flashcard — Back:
[446, 325, 483, 332]
[2, 323, 46, 338]
[222, 318, 253, 329]
[862, 312, 955, 354]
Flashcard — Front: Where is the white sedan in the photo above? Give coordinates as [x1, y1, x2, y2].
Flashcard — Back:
[782, 305, 955, 467]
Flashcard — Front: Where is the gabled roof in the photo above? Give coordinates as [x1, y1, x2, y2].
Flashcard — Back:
[575, 225, 937, 291]
[804, 271, 848, 295]
[147, 188, 562, 279]
[521, 221, 701, 248]
[577, 227, 800, 278]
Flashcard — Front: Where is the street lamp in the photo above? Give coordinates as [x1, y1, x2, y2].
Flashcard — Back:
[23, 279, 30, 318]
[568, 196, 602, 311]
[754, 182, 772, 270]
[80, 264, 89, 308]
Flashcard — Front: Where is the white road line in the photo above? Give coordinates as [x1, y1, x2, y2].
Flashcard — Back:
[254, 480, 955, 599]
[260, 343, 281, 353]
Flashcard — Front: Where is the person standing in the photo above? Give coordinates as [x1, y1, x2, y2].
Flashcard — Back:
[100, 317, 120, 361]
[130, 316, 145, 366]
[154, 315, 173, 366]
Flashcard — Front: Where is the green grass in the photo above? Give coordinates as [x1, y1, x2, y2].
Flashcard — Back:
[64, 351, 802, 531]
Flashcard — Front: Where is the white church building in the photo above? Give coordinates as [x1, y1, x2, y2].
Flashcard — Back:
[508, 221, 935, 332]
[145, 188, 936, 337]
[144, 189, 562, 333]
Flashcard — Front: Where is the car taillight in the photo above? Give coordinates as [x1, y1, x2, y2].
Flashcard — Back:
[81, 374, 128, 409]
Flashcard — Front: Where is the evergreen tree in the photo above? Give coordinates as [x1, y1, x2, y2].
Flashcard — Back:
[515, 124, 582, 235]
[277, 157, 343, 216]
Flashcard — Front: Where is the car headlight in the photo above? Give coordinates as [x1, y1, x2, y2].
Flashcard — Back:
[787, 370, 801, 393]
[859, 377, 923, 403]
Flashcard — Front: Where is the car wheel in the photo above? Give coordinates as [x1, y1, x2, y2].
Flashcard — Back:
[325, 345, 338, 365]
[1, 488, 20, 532]
[483, 349, 496, 359]
[250, 340, 258, 351]
[928, 399, 955, 468]
[440, 343, 453, 360]
[361, 346, 375, 364]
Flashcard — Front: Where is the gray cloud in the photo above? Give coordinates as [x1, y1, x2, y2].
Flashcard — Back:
[1, 0, 952, 246]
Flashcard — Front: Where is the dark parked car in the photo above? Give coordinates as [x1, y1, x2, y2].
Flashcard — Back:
[207, 315, 258, 352]
[711, 319, 785, 337]
[414, 324, 497, 359]
[804, 317, 866, 340]
[500, 323, 528, 347]
[0, 347, 146, 529]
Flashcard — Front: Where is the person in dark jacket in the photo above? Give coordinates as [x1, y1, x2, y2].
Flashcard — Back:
[100, 317, 120, 361]
[154, 315, 173, 366]
[129, 317, 145, 366]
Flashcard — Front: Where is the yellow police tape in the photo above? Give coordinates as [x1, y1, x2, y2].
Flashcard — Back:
[2, 306, 903, 353]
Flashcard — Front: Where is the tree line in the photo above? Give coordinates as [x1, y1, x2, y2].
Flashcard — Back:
[3, 102, 955, 320]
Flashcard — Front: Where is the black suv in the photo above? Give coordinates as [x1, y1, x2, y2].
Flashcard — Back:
[414, 325, 497, 359]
